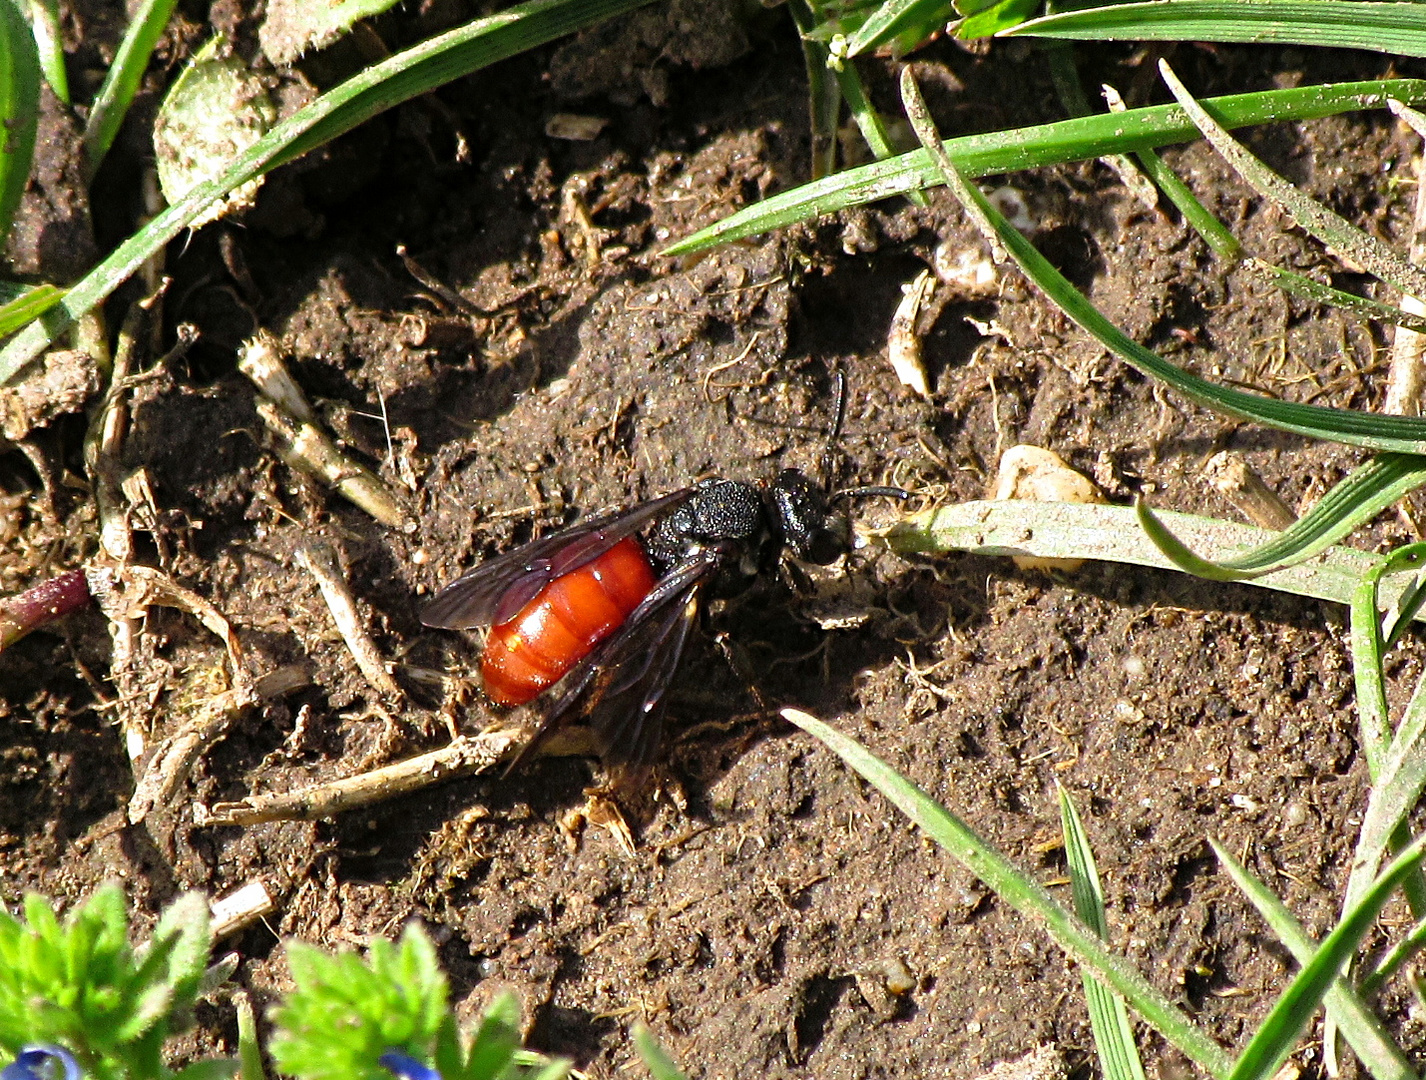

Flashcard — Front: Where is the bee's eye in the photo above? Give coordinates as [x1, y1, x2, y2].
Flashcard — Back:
[788, 525, 842, 565]
[770, 469, 847, 564]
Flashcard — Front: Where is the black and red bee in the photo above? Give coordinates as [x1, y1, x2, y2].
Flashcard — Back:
[421, 466, 905, 774]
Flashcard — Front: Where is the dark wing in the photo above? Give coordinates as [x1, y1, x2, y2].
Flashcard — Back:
[420, 489, 692, 629]
[503, 550, 721, 773]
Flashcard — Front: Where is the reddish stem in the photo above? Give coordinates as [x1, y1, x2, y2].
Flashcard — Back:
[0, 568, 93, 651]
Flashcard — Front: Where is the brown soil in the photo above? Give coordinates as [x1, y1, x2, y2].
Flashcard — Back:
[4, 5, 1425, 1078]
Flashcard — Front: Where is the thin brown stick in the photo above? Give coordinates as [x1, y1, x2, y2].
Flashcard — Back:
[195, 730, 521, 825]
[295, 540, 405, 705]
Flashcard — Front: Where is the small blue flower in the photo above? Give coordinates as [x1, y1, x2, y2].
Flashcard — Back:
[1, 1046, 81, 1080]
[379, 1050, 440, 1080]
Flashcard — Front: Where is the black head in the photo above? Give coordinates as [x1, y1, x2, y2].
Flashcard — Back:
[646, 469, 905, 583]
[766, 468, 848, 565]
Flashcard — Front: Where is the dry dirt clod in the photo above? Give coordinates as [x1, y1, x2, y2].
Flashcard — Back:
[990, 445, 1105, 572]
[974, 1045, 1068, 1080]
[0, 349, 99, 442]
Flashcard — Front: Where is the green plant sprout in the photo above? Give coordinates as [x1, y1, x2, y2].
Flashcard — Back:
[0, 889, 684, 1080]
[0, 886, 222, 1080]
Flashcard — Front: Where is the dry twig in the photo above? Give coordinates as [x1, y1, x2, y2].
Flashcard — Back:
[295, 540, 405, 705]
[195, 730, 520, 825]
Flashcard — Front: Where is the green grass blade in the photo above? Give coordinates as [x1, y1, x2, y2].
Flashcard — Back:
[1225, 831, 1426, 1080]
[631, 1022, 689, 1080]
[235, 992, 264, 1080]
[662, 79, 1426, 257]
[1046, 46, 1160, 213]
[1385, 572, 1426, 649]
[789, 0, 841, 178]
[1250, 260, 1426, 335]
[832, 58, 898, 161]
[1339, 549, 1426, 927]
[959, 0, 1040, 38]
[830, 56, 928, 205]
[1362, 913, 1426, 996]
[1210, 840, 1419, 1080]
[0, 0, 658, 386]
[1058, 786, 1149, 1080]
[1059, 786, 1110, 941]
[1316, 550, 1426, 1069]
[1136, 453, 1426, 580]
[1132, 135, 1240, 257]
[1006, 1, 1426, 57]
[885, 500, 1426, 619]
[1129, 139, 1426, 333]
[1158, 60, 1426, 302]
[780, 708, 1233, 1079]
[81, 0, 181, 183]
[844, 0, 949, 56]
[0, 0, 41, 251]
[28, 0, 68, 104]
[0, 283, 65, 337]
[899, 67, 1426, 455]
[1352, 549, 1426, 777]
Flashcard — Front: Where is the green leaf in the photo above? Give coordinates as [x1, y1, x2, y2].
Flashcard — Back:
[844, 0, 952, 56]
[631, 1022, 689, 1080]
[456, 990, 521, 1080]
[153, 35, 277, 228]
[0, 0, 41, 250]
[958, 0, 1039, 37]
[170, 1062, 241, 1080]
[525, 1059, 573, 1080]
[1005, 1, 1426, 57]
[270, 926, 450, 1080]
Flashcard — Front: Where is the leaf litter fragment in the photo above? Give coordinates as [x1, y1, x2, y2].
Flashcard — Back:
[153, 35, 275, 228]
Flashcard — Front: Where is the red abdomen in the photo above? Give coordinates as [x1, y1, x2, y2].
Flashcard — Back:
[481, 537, 657, 706]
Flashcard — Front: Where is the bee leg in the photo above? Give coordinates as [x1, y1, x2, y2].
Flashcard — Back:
[713, 630, 768, 711]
